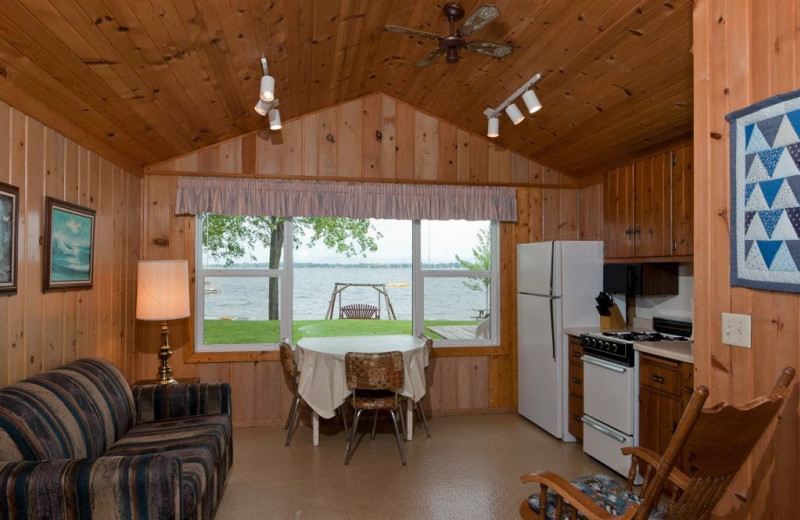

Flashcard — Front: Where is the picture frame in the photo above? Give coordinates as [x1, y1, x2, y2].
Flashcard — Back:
[0, 181, 19, 295]
[43, 197, 96, 292]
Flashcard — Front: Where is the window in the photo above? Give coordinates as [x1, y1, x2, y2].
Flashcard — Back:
[195, 216, 499, 352]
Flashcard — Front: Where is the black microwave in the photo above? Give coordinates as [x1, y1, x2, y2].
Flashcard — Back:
[603, 263, 679, 296]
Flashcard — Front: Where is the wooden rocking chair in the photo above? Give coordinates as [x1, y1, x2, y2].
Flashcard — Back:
[520, 366, 795, 520]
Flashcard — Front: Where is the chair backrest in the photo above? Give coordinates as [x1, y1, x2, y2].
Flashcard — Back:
[340, 303, 379, 319]
[635, 366, 796, 520]
[345, 351, 404, 391]
[278, 339, 298, 390]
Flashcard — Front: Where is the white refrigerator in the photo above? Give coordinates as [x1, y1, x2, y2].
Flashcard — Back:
[517, 241, 603, 440]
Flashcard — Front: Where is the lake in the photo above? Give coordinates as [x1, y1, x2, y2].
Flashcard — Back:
[203, 266, 489, 321]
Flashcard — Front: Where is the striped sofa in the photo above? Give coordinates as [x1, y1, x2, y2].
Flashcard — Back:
[0, 358, 233, 520]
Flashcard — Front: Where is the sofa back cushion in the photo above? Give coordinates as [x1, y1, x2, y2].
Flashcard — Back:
[0, 358, 135, 461]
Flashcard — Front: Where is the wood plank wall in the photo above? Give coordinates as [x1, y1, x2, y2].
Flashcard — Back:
[141, 93, 603, 427]
[0, 100, 141, 385]
[694, 1, 800, 518]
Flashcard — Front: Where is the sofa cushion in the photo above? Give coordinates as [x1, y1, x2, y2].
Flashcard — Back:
[105, 414, 232, 519]
[0, 359, 135, 461]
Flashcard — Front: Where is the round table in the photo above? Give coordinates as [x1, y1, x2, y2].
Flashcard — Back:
[296, 334, 428, 445]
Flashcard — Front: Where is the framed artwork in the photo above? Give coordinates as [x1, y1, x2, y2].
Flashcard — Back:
[43, 197, 96, 292]
[727, 87, 800, 292]
[0, 182, 19, 295]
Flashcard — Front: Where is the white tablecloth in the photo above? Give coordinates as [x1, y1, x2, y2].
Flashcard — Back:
[296, 335, 428, 419]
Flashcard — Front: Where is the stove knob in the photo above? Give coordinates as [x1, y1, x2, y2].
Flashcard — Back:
[609, 343, 618, 353]
[581, 336, 588, 347]
[590, 338, 598, 348]
[601, 341, 609, 350]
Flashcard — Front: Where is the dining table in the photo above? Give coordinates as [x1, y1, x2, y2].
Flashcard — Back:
[295, 334, 429, 446]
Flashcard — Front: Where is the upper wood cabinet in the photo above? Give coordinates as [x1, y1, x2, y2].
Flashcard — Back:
[603, 144, 693, 259]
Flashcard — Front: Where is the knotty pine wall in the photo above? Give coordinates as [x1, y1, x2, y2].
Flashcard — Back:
[694, 1, 800, 518]
[0, 100, 141, 385]
[140, 93, 604, 427]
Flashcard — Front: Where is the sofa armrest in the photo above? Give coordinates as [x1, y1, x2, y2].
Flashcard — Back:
[133, 382, 232, 423]
[0, 454, 181, 519]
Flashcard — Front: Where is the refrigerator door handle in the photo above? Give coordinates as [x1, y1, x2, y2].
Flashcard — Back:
[549, 297, 556, 361]
[549, 241, 555, 297]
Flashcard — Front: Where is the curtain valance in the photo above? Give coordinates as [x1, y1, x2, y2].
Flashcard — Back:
[175, 177, 517, 222]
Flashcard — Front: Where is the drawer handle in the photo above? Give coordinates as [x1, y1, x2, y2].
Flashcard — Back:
[651, 375, 665, 384]
[572, 377, 582, 385]
[572, 414, 582, 422]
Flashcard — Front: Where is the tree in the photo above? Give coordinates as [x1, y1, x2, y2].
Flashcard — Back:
[200, 215, 382, 319]
[455, 229, 491, 312]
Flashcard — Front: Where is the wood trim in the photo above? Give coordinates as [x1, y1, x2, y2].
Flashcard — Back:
[604, 256, 693, 264]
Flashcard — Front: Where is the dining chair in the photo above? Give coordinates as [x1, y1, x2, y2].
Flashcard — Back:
[344, 350, 407, 465]
[279, 338, 349, 446]
[519, 366, 795, 520]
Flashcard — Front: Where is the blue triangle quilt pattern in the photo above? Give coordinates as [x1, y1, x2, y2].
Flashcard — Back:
[728, 88, 800, 292]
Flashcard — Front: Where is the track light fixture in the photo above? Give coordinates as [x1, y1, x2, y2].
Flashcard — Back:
[483, 73, 542, 138]
[255, 58, 282, 131]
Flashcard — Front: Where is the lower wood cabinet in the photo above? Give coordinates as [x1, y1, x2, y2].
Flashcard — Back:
[638, 353, 694, 470]
[567, 336, 585, 442]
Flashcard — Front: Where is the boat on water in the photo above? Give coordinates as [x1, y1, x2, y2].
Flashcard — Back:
[204, 280, 219, 294]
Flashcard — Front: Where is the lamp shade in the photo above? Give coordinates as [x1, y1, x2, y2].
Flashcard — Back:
[522, 89, 542, 114]
[505, 103, 524, 125]
[260, 75, 275, 102]
[136, 260, 190, 321]
[268, 108, 282, 130]
[487, 116, 499, 138]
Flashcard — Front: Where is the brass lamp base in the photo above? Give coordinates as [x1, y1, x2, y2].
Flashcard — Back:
[157, 321, 178, 385]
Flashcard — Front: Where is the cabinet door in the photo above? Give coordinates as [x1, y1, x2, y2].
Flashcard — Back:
[672, 144, 694, 256]
[639, 387, 683, 460]
[634, 152, 672, 257]
[603, 164, 635, 258]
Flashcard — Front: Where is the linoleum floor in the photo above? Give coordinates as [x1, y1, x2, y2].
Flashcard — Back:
[215, 413, 610, 519]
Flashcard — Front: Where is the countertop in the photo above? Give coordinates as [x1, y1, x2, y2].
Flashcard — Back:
[563, 327, 694, 364]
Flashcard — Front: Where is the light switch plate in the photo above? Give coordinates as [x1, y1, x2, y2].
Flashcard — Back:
[722, 312, 751, 348]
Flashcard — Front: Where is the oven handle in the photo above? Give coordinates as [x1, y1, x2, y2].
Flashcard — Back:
[581, 415, 627, 443]
[581, 355, 628, 374]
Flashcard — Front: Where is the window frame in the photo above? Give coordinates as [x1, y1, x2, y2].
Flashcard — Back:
[194, 217, 499, 352]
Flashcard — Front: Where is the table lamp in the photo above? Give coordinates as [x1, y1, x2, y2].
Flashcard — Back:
[136, 260, 190, 384]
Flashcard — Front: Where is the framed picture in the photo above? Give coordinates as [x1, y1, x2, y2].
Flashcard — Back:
[0, 182, 19, 295]
[43, 197, 96, 292]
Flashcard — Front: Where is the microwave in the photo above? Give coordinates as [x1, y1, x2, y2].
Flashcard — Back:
[603, 263, 679, 296]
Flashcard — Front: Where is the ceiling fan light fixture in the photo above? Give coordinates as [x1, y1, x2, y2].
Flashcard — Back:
[522, 89, 542, 114]
[260, 74, 275, 102]
[505, 103, 524, 125]
[268, 107, 282, 130]
[487, 116, 499, 138]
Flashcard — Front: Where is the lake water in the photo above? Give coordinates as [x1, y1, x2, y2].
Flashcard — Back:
[203, 266, 489, 321]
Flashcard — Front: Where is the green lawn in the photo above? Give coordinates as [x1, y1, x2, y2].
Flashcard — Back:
[203, 319, 478, 344]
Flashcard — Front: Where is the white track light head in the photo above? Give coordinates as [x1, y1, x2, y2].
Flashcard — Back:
[522, 89, 542, 114]
[260, 75, 275, 102]
[254, 99, 269, 116]
[487, 117, 499, 138]
[268, 108, 282, 130]
[505, 103, 524, 125]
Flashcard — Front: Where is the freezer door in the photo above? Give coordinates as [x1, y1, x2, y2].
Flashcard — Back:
[559, 241, 604, 327]
[517, 293, 563, 439]
[517, 242, 554, 296]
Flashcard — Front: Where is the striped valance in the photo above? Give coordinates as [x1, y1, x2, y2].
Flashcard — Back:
[175, 177, 518, 222]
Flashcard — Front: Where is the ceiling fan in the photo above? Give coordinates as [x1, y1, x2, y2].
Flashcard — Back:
[384, 3, 513, 67]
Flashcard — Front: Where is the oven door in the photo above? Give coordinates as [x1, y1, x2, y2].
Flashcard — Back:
[581, 415, 634, 476]
[582, 354, 636, 435]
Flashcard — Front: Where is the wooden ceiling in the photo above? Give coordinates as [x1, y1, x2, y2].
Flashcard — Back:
[0, 0, 692, 178]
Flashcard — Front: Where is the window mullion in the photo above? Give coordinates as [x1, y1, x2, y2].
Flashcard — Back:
[282, 219, 293, 341]
[412, 220, 422, 336]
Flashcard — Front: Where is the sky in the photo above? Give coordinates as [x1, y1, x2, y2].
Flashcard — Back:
[293, 219, 489, 264]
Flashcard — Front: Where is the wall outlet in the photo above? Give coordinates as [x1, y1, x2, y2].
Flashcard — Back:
[722, 312, 751, 348]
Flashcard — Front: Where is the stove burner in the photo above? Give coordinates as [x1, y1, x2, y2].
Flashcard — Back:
[600, 331, 688, 343]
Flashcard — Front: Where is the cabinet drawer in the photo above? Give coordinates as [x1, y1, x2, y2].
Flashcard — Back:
[641, 362, 681, 397]
[568, 340, 584, 365]
[569, 363, 584, 397]
[568, 395, 584, 441]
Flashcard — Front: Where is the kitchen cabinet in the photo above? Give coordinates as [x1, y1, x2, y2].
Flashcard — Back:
[638, 352, 694, 470]
[567, 336, 585, 442]
[604, 144, 693, 260]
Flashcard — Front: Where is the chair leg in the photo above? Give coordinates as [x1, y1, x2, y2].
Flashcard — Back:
[388, 408, 407, 466]
[338, 405, 350, 440]
[345, 408, 363, 465]
[371, 409, 379, 440]
[284, 393, 300, 430]
[398, 401, 407, 440]
[285, 395, 301, 446]
[416, 400, 431, 438]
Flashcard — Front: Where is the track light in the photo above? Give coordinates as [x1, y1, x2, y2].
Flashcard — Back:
[522, 89, 541, 114]
[487, 116, 499, 138]
[482, 72, 542, 138]
[505, 103, 524, 125]
[254, 99, 270, 116]
[268, 107, 282, 130]
[259, 58, 275, 102]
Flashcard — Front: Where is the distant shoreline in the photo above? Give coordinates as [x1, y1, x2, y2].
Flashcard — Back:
[208, 262, 463, 269]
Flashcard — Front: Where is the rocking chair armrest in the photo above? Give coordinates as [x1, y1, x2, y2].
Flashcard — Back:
[520, 471, 630, 520]
[621, 446, 690, 490]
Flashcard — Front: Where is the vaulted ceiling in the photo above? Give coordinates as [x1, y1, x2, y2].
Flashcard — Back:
[0, 0, 692, 177]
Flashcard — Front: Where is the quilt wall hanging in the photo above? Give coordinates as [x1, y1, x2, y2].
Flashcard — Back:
[727, 88, 800, 293]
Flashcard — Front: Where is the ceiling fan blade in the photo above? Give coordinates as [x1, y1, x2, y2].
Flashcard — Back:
[458, 5, 500, 37]
[466, 40, 513, 58]
[415, 48, 445, 67]
[384, 25, 441, 41]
